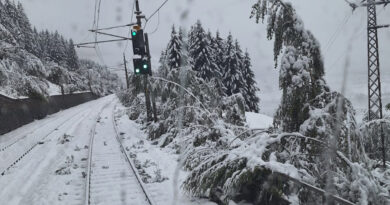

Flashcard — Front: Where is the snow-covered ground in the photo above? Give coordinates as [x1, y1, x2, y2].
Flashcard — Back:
[245, 112, 273, 129]
[0, 95, 110, 204]
[0, 95, 215, 205]
[114, 103, 216, 205]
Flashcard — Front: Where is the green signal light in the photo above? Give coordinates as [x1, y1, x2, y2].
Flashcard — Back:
[132, 31, 137, 36]
[143, 64, 148, 69]
[135, 68, 140, 74]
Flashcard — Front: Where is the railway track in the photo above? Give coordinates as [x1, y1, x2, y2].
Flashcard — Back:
[0, 108, 93, 176]
[85, 101, 154, 205]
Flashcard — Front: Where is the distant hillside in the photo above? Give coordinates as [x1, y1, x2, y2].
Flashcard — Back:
[0, 0, 120, 99]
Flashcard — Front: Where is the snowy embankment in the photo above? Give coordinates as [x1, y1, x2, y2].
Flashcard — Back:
[245, 112, 273, 129]
[114, 104, 216, 205]
[112, 108, 274, 205]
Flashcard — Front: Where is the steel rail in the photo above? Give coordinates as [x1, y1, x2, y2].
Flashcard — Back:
[85, 100, 154, 205]
[84, 100, 113, 205]
[111, 103, 155, 205]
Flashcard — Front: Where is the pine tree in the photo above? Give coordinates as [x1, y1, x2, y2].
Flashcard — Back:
[16, 2, 35, 53]
[67, 39, 79, 71]
[60, 36, 69, 64]
[166, 25, 183, 70]
[206, 30, 222, 79]
[188, 20, 219, 81]
[0, 1, 14, 45]
[32, 27, 43, 58]
[3, 0, 19, 42]
[50, 31, 67, 64]
[222, 34, 245, 96]
[212, 31, 225, 76]
[242, 50, 260, 112]
[38, 30, 51, 59]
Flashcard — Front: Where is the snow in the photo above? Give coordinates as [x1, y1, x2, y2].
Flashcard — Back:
[0, 95, 212, 205]
[245, 112, 273, 129]
[89, 99, 150, 205]
[0, 96, 111, 205]
[47, 81, 61, 96]
[114, 103, 217, 205]
[0, 90, 28, 100]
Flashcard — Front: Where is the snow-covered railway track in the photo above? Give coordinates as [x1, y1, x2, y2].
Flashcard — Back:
[85, 101, 154, 205]
[0, 108, 91, 176]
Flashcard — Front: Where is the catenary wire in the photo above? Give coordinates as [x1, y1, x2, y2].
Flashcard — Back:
[327, 7, 386, 72]
[148, 11, 161, 35]
[144, 0, 169, 29]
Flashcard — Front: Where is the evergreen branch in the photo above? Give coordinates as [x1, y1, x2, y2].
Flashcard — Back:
[150, 76, 211, 115]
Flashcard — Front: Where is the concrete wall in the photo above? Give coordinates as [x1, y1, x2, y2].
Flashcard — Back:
[0, 92, 98, 135]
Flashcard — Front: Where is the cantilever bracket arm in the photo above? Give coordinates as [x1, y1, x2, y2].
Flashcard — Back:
[90, 23, 137, 31]
[75, 38, 131, 48]
[368, 24, 390, 29]
[361, 0, 390, 7]
[89, 30, 131, 40]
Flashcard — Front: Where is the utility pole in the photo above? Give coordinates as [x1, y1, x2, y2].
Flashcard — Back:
[349, 0, 390, 168]
[144, 33, 158, 122]
[365, 0, 389, 168]
[366, 0, 384, 121]
[123, 53, 130, 89]
[134, 0, 153, 122]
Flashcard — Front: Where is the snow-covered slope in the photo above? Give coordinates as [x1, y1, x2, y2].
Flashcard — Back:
[245, 112, 273, 129]
[0, 1, 120, 99]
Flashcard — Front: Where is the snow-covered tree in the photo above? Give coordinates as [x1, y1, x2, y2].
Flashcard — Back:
[15, 2, 35, 53]
[166, 26, 183, 70]
[66, 39, 79, 71]
[55, 32, 67, 63]
[222, 34, 245, 97]
[38, 30, 51, 59]
[0, 2, 120, 98]
[188, 20, 220, 81]
[242, 50, 260, 112]
[212, 31, 225, 76]
[251, 1, 329, 132]
[250, 1, 389, 204]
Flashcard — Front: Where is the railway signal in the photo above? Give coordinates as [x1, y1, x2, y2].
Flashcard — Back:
[131, 29, 151, 76]
[131, 28, 146, 56]
[133, 57, 151, 75]
[131, 24, 152, 76]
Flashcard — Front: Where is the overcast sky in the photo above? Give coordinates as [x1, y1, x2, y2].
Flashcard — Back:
[16, 0, 390, 115]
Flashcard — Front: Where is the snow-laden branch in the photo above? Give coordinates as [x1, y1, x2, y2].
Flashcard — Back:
[150, 76, 211, 115]
[229, 128, 269, 146]
[274, 172, 355, 205]
[175, 105, 217, 125]
[243, 131, 359, 169]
